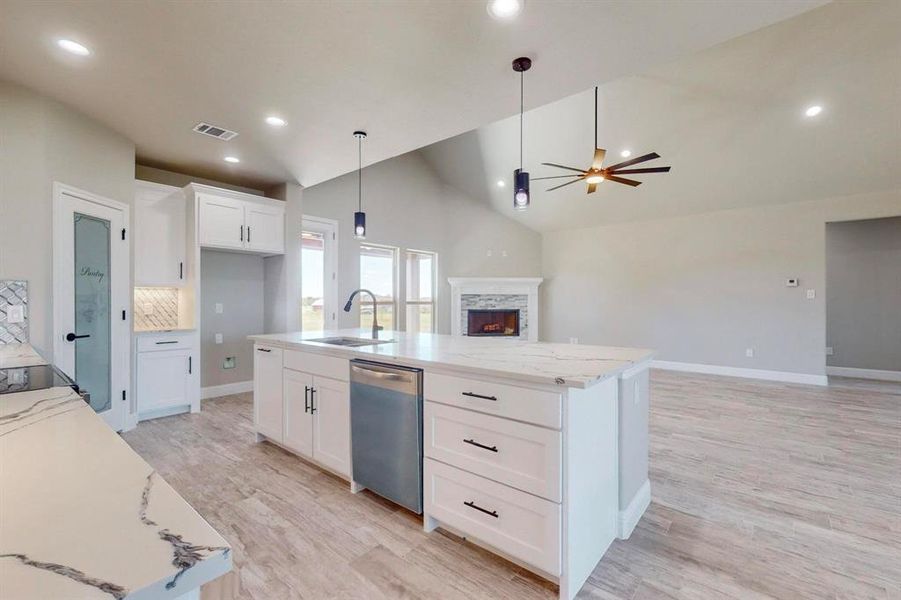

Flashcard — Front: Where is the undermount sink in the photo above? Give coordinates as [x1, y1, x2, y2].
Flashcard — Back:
[307, 336, 395, 348]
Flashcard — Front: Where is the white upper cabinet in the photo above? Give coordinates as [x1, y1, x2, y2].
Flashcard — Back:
[135, 181, 187, 286]
[194, 187, 285, 255]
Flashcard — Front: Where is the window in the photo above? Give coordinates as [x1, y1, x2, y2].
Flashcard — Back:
[359, 244, 397, 331]
[405, 250, 436, 333]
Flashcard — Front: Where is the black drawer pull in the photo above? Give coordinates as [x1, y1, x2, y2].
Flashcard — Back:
[463, 438, 498, 452]
[464, 501, 498, 518]
[461, 391, 497, 402]
[257, 347, 271, 353]
[155, 340, 178, 345]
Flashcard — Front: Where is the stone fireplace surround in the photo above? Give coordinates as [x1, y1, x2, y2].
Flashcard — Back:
[448, 277, 542, 342]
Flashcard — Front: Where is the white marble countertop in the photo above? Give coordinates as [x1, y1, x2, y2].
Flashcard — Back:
[0, 343, 47, 369]
[0, 386, 231, 599]
[249, 329, 655, 388]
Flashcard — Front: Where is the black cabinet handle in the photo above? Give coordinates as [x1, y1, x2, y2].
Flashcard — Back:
[65, 333, 90, 342]
[462, 391, 497, 402]
[240, 225, 244, 242]
[247, 226, 251, 243]
[304, 386, 311, 413]
[257, 347, 271, 353]
[179, 262, 184, 280]
[464, 501, 498, 518]
[463, 438, 498, 453]
[310, 387, 317, 413]
[155, 340, 177, 345]
[188, 356, 192, 374]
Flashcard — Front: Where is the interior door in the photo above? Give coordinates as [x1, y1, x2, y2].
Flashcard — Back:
[312, 375, 350, 476]
[301, 216, 338, 332]
[53, 184, 129, 431]
[198, 194, 245, 250]
[246, 204, 285, 253]
[283, 368, 314, 457]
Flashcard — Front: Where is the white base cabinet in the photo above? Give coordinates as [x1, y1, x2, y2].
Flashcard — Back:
[136, 332, 197, 421]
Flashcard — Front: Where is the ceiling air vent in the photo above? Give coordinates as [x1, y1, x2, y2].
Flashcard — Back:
[192, 122, 239, 141]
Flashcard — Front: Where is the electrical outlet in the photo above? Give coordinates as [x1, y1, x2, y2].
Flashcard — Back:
[143, 303, 154, 315]
[569, 337, 579, 344]
[501, 250, 508, 257]
[215, 333, 223, 344]
[806, 289, 816, 300]
[223, 356, 235, 369]
[215, 303, 224, 314]
[6, 304, 24, 324]
[825, 346, 834, 356]
[745, 348, 755, 358]
[486, 249, 493, 257]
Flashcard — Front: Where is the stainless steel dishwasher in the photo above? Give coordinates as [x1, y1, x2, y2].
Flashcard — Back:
[350, 359, 423, 513]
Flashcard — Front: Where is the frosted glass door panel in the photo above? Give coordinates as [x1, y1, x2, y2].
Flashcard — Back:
[74, 213, 111, 413]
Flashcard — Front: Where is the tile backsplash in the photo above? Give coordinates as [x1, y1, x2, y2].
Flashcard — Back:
[134, 287, 179, 331]
[0, 280, 28, 344]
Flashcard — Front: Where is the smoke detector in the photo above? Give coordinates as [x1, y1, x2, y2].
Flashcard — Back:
[192, 122, 239, 141]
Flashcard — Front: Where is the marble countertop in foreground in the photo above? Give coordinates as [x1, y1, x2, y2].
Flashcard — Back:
[249, 329, 655, 388]
[0, 343, 47, 369]
[0, 386, 231, 599]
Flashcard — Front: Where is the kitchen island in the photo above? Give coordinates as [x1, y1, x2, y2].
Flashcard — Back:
[0, 344, 231, 600]
[248, 329, 654, 600]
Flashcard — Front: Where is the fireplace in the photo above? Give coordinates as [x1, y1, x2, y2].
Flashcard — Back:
[467, 309, 520, 337]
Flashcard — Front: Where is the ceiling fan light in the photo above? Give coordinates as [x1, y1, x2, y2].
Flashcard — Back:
[585, 174, 604, 184]
[513, 169, 530, 211]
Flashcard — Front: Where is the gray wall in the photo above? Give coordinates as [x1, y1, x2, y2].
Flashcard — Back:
[302, 152, 542, 333]
[200, 250, 264, 387]
[826, 217, 901, 372]
[541, 189, 901, 377]
[0, 80, 135, 358]
[264, 182, 304, 335]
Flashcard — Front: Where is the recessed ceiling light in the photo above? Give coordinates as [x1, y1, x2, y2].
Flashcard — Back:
[805, 105, 823, 117]
[265, 116, 287, 127]
[620, 150, 632, 158]
[487, 0, 522, 19]
[224, 156, 240, 164]
[57, 39, 91, 56]
[497, 180, 506, 187]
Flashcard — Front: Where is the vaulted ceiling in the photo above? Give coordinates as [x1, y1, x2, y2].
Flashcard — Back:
[0, 0, 824, 190]
[419, 1, 901, 232]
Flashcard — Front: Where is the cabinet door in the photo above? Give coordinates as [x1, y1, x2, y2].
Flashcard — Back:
[137, 349, 190, 414]
[312, 376, 351, 477]
[199, 194, 246, 250]
[253, 345, 284, 442]
[283, 368, 314, 457]
[245, 203, 285, 254]
[135, 184, 186, 286]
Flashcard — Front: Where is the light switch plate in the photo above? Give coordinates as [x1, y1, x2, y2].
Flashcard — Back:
[746, 348, 755, 358]
[215, 303, 224, 314]
[806, 289, 816, 299]
[215, 333, 223, 344]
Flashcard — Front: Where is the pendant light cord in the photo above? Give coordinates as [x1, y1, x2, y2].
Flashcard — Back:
[519, 70, 524, 170]
[357, 135, 362, 212]
[594, 86, 598, 150]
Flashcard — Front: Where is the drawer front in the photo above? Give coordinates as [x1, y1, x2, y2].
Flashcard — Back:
[424, 372, 561, 429]
[425, 402, 561, 502]
[284, 350, 348, 381]
[136, 332, 194, 352]
[424, 458, 560, 575]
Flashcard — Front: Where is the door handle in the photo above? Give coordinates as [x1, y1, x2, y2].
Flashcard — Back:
[463, 438, 498, 453]
[464, 500, 498, 518]
[65, 333, 90, 342]
[304, 386, 311, 413]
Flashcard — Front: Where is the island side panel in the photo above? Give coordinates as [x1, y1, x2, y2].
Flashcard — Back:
[560, 376, 618, 600]
[617, 364, 651, 539]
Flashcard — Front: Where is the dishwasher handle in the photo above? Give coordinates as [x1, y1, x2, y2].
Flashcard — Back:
[350, 360, 421, 392]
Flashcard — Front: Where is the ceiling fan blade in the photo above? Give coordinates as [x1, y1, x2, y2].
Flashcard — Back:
[609, 166, 671, 174]
[605, 175, 642, 187]
[604, 152, 660, 172]
[592, 148, 606, 169]
[532, 174, 582, 181]
[546, 178, 584, 192]
[587, 183, 598, 194]
[541, 162, 588, 174]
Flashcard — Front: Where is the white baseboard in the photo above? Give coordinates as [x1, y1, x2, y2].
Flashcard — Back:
[825, 366, 901, 382]
[618, 479, 650, 540]
[651, 360, 828, 386]
[201, 380, 253, 400]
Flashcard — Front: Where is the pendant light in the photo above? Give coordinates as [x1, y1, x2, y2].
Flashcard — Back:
[353, 130, 367, 239]
[512, 56, 531, 211]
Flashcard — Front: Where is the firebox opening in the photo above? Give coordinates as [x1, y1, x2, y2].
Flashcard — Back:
[467, 309, 520, 337]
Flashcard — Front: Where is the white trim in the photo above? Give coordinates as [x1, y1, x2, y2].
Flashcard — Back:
[447, 277, 543, 342]
[825, 366, 901, 382]
[617, 479, 650, 540]
[201, 380, 253, 400]
[302, 215, 340, 330]
[651, 360, 828, 386]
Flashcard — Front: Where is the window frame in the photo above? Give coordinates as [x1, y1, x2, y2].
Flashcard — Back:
[358, 242, 399, 331]
[301, 215, 339, 332]
[404, 248, 438, 333]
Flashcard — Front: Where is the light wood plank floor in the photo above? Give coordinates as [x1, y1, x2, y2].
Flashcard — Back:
[122, 372, 901, 599]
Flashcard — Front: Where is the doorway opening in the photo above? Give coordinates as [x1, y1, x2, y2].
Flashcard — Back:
[301, 216, 338, 333]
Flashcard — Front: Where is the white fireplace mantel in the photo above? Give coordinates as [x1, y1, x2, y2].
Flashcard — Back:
[448, 277, 543, 341]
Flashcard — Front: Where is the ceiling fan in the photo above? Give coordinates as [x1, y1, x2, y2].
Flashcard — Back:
[535, 87, 671, 194]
